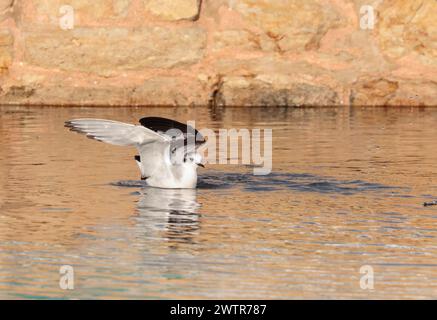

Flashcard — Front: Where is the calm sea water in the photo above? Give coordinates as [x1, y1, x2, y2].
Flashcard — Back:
[0, 106, 436, 299]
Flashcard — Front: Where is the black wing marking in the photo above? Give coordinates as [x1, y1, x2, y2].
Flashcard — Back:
[139, 117, 206, 145]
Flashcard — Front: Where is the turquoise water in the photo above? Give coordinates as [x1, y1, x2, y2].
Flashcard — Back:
[0, 106, 436, 299]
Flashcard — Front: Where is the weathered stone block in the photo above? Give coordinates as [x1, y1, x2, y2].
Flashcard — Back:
[376, 0, 437, 63]
[0, 29, 13, 72]
[1, 84, 129, 106]
[234, 0, 343, 52]
[1, 0, 436, 106]
[350, 78, 399, 105]
[0, 28, 13, 46]
[214, 76, 340, 107]
[212, 30, 277, 52]
[131, 77, 205, 106]
[0, 0, 13, 21]
[0, 48, 12, 71]
[30, 0, 132, 25]
[23, 27, 206, 75]
[0, 0, 12, 13]
[351, 78, 437, 106]
[0, 76, 207, 106]
[113, 0, 131, 17]
[144, 0, 201, 21]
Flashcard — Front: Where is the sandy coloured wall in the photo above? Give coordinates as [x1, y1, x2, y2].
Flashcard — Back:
[0, 0, 436, 106]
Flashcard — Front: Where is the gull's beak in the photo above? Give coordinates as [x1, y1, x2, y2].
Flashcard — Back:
[197, 163, 205, 168]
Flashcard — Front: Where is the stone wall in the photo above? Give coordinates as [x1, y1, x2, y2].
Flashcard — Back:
[0, 0, 435, 106]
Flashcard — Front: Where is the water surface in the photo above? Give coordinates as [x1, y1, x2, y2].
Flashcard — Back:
[0, 106, 436, 299]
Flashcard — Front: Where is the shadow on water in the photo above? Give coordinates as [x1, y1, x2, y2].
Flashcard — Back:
[234, 172, 409, 196]
[112, 171, 409, 196]
[109, 171, 412, 245]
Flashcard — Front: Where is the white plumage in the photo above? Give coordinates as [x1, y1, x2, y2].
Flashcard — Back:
[65, 118, 205, 189]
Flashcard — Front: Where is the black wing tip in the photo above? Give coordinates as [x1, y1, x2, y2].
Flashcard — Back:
[139, 116, 166, 123]
[424, 201, 437, 207]
[65, 122, 84, 134]
[86, 134, 102, 142]
[64, 121, 103, 143]
[139, 116, 206, 144]
[64, 120, 81, 132]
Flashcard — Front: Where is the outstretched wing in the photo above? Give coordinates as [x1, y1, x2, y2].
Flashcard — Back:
[139, 117, 206, 164]
[139, 117, 206, 146]
[65, 118, 172, 179]
[65, 119, 167, 146]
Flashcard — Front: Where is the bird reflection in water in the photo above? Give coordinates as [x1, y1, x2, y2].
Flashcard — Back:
[133, 187, 201, 245]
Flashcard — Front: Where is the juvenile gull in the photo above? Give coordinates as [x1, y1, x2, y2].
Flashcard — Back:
[65, 117, 206, 189]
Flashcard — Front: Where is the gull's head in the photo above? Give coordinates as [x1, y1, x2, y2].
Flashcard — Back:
[185, 153, 204, 168]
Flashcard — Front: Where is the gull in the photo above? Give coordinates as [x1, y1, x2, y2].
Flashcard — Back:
[65, 117, 206, 189]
